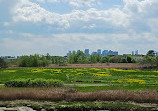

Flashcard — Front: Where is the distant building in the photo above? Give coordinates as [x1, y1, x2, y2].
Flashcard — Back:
[135, 50, 139, 55]
[1, 56, 17, 61]
[66, 51, 71, 57]
[123, 54, 131, 56]
[92, 52, 98, 55]
[97, 49, 101, 56]
[134, 55, 143, 60]
[156, 52, 158, 56]
[77, 50, 80, 52]
[66, 49, 118, 56]
[84, 49, 90, 57]
[132, 51, 134, 55]
[102, 50, 108, 56]
[108, 50, 118, 55]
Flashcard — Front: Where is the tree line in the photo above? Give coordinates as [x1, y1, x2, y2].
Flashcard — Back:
[0, 50, 158, 68]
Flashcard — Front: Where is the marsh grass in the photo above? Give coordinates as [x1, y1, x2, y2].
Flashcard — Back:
[0, 88, 157, 103]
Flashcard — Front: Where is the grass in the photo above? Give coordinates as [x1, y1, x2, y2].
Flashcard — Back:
[0, 100, 156, 111]
[70, 85, 158, 92]
[0, 88, 157, 103]
[0, 68, 158, 91]
[0, 68, 158, 110]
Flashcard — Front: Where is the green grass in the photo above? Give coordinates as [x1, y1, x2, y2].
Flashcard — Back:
[0, 68, 158, 90]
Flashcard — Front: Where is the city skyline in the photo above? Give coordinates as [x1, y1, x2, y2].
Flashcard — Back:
[0, 0, 158, 56]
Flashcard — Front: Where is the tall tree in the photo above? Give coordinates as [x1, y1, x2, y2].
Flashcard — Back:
[147, 50, 156, 56]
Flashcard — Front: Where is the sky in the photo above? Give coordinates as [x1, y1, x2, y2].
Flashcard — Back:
[0, 0, 158, 56]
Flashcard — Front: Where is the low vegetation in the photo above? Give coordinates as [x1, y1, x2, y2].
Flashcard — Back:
[0, 100, 156, 111]
[5, 79, 63, 87]
[0, 68, 157, 91]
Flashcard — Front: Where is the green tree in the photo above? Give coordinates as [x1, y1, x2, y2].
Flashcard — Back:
[19, 54, 50, 67]
[0, 58, 8, 68]
[90, 54, 101, 63]
[147, 50, 156, 56]
[140, 55, 156, 68]
[101, 56, 109, 63]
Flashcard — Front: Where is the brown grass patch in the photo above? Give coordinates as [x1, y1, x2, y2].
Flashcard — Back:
[10, 63, 143, 69]
[0, 88, 157, 103]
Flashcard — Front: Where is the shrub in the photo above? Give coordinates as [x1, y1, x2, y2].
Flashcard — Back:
[0, 58, 8, 68]
[5, 79, 64, 87]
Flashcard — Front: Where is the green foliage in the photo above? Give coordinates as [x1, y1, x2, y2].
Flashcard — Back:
[108, 55, 136, 63]
[19, 54, 50, 67]
[69, 51, 87, 64]
[90, 54, 101, 63]
[0, 58, 8, 68]
[52, 56, 67, 66]
[140, 55, 157, 68]
[5, 78, 63, 87]
[100, 56, 109, 63]
[147, 50, 156, 56]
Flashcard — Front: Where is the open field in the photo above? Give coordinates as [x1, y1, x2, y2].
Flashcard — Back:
[0, 68, 158, 90]
[0, 68, 158, 110]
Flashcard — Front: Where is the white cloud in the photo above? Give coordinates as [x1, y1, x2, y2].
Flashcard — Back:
[36, 0, 98, 8]
[2, 33, 158, 56]
[1, 0, 158, 55]
[12, 0, 129, 32]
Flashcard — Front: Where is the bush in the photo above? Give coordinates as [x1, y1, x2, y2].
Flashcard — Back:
[0, 58, 8, 68]
[5, 79, 64, 87]
[19, 54, 50, 67]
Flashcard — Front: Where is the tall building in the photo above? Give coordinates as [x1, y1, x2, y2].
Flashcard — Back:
[84, 49, 90, 57]
[132, 51, 134, 55]
[102, 50, 108, 56]
[108, 50, 118, 55]
[97, 49, 101, 56]
[92, 52, 98, 55]
[135, 50, 139, 55]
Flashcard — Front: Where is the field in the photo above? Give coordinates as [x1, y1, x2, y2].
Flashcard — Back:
[0, 68, 158, 90]
[0, 68, 158, 110]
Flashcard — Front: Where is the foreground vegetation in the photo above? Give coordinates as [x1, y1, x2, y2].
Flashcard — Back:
[0, 67, 157, 110]
[5, 79, 63, 88]
[0, 100, 157, 111]
[0, 68, 158, 91]
[0, 88, 157, 103]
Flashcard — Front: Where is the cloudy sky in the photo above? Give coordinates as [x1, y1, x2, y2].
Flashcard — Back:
[0, 0, 158, 56]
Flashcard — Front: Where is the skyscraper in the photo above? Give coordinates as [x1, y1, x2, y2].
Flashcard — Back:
[84, 49, 90, 57]
[97, 49, 101, 56]
[102, 50, 108, 56]
[132, 51, 134, 55]
[135, 50, 139, 55]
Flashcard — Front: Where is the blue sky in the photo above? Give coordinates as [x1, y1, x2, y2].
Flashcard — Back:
[0, 0, 158, 56]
